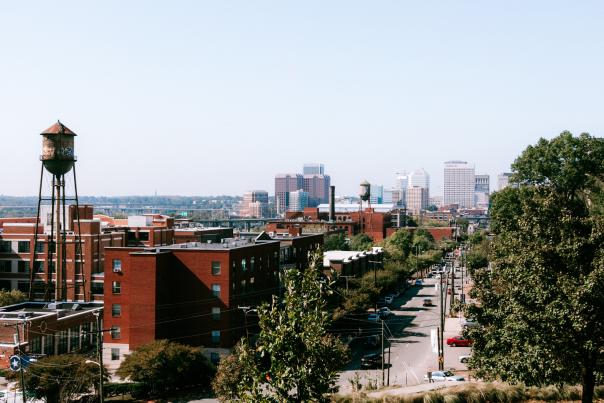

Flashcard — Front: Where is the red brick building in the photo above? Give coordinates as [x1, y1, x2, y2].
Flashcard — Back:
[102, 238, 281, 368]
[0, 207, 126, 302]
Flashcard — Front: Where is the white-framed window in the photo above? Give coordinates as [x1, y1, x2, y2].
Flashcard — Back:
[211, 330, 220, 344]
[212, 284, 221, 298]
[211, 261, 221, 275]
[111, 348, 120, 361]
[112, 259, 122, 272]
[111, 327, 121, 339]
[212, 307, 220, 321]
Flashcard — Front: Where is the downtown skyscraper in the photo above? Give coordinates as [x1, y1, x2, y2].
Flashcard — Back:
[443, 161, 475, 208]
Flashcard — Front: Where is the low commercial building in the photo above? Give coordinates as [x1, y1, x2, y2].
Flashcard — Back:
[323, 247, 384, 279]
[0, 302, 103, 368]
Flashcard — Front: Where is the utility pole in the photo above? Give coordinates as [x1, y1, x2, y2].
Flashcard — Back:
[439, 272, 445, 370]
[381, 319, 385, 387]
[8, 321, 27, 403]
[449, 260, 456, 316]
[94, 312, 104, 403]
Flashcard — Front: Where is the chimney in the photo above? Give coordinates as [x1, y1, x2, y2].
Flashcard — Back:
[329, 185, 336, 222]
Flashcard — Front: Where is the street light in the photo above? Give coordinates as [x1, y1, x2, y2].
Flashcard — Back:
[85, 359, 103, 402]
[238, 306, 257, 339]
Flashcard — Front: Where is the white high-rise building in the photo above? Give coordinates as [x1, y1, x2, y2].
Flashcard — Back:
[288, 189, 309, 212]
[444, 161, 475, 208]
[409, 168, 430, 190]
[474, 174, 490, 208]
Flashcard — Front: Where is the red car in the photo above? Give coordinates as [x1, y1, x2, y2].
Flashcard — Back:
[447, 335, 472, 347]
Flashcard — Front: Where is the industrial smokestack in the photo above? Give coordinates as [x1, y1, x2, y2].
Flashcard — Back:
[329, 185, 336, 222]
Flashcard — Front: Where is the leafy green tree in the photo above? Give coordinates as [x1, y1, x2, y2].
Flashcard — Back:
[0, 289, 27, 306]
[213, 255, 349, 402]
[349, 234, 374, 251]
[382, 229, 413, 262]
[117, 340, 215, 397]
[10, 354, 100, 403]
[323, 233, 349, 251]
[468, 132, 604, 403]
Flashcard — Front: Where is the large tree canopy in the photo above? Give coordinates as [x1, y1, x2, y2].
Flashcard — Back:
[469, 132, 604, 403]
[213, 255, 349, 402]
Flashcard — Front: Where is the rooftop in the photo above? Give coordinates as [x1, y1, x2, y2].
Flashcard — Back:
[0, 301, 102, 321]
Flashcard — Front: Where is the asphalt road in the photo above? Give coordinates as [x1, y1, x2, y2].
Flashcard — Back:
[337, 273, 472, 393]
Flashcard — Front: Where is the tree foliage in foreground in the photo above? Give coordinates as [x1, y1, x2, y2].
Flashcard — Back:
[9, 354, 100, 403]
[0, 289, 27, 306]
[213, 256, 349, 402]
[117, 340, 215, 396]
[323, 233, 349, 251]
[468, 132, 604, 403]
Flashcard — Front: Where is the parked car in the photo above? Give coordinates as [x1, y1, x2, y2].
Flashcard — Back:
[414, 279, 423, 286]
[367, 313, 380, 322]
[459, 354, 471, 364]
[424, 370, 465, 382]
[422, 298, 433, 306]
[361, 353, 382, 369]
[462, 318, 479, 328]
[447, 335, 472, 347]
[378, 307, 392, 319]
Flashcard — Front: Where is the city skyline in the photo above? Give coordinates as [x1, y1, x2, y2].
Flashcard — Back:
[2, 2, 603, 197]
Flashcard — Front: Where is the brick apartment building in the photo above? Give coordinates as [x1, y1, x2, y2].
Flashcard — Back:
[0, 302, 103, 368]
[0, 209, 178, 302]
[102, 238, 282, 368]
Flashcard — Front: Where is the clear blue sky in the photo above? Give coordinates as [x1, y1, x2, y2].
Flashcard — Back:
[1, 1, 603, 197]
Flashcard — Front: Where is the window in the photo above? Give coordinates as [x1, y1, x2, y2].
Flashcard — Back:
[111, 326, 121, 339]
[112, 259, 122, 272]
[250, 257, 255, 272]
[0, 280, 10, 291]
[33, 261, 43, 273]
[211, 261, 221, 275]
[212, 307, 220, 321]
[211, 330, 220, 345]
[17, 282, 29, 293]
[111, 348, 120, 361]
[250, 277, 255, 292]
[91, 282, 104, 295]
[30, 336, 42, 354]
[43, 335, 54, 355]
[17, 241, 30, 253]
[211, 284, 221, 298]
[17, 261, 28, 273]
[112, 281, 121, 294]
[240, 280, 246, 293]
[69, 326, 79, 351]
[0, 261, 11, 273]
[138, 232, 149, 241]
[48, 261, 55, 273]
[210, 352, 220, 365]
[34, 242, 44, 253]
[57, 330, 68, 354]
[112, 304, 121, 317]
[241, 259, 247, 271]
[0, 241, 10, 253]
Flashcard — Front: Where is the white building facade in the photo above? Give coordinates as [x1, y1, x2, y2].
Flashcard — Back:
[444, 161, 475, 208]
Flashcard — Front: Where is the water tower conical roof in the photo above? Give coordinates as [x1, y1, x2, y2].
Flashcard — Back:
[40, 121, 77, 136]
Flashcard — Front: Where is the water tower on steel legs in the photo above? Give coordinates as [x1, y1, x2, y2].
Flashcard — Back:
[359, 180, 371, 234]
[30, 121, 84, 302]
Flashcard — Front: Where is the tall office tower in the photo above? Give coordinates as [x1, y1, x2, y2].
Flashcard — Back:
[395, 172, 408, 206]
[241, 190, 269, 217]
[497, 173, 513, 190]
[444, 161, 476, 208]
[287, 189, 309, 212]
[303, 163, 325, 175]
[303, 174, 331, 207]
[474, 174, 490, 208]
[275, 174, 304, 214]
[409, 168, 430, 205]
[407, 186, 429, 215]
[369, 184, 384, 204]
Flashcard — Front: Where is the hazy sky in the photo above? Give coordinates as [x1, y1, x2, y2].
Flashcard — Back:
[1, 1, 603, 198]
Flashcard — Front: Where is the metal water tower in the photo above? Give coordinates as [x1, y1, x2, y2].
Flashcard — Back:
[30, 121, 84, 302]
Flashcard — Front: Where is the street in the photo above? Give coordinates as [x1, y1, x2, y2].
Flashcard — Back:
[337, 273, 472, 394]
